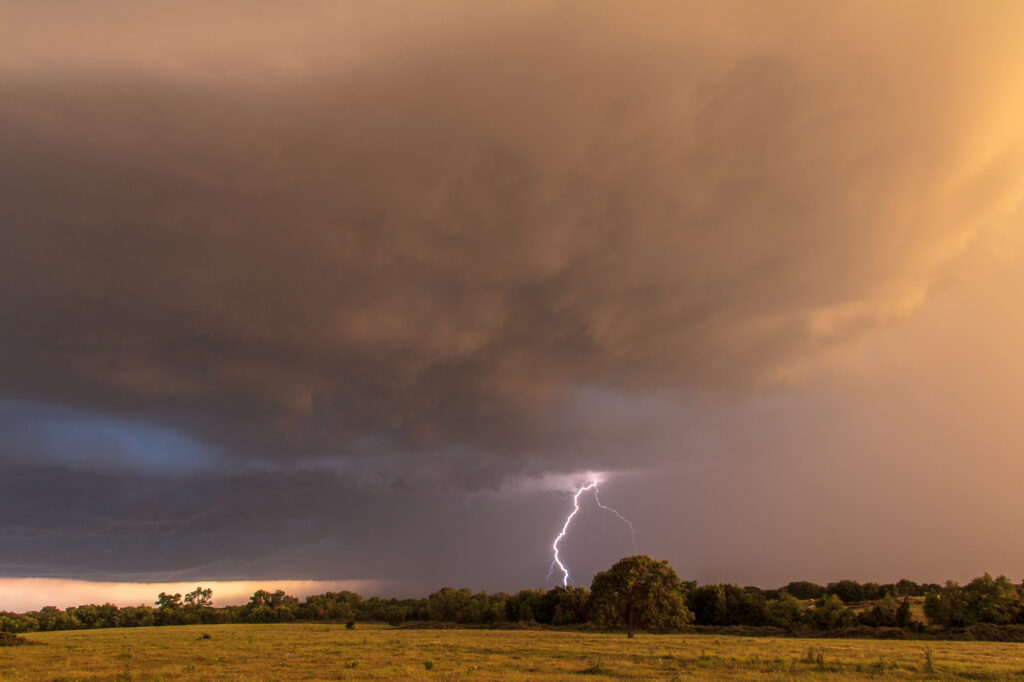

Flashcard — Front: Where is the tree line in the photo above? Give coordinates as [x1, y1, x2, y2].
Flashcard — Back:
[3, 556, 1024, 637]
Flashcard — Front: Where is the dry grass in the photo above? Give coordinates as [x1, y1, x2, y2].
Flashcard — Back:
[3, 623, 1024, 680]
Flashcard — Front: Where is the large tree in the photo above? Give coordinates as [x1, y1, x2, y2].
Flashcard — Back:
[184, 586, 213, 611]
[588, 555, 692, 637]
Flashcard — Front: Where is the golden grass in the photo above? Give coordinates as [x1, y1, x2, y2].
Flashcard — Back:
[3, 624, 1024, 680]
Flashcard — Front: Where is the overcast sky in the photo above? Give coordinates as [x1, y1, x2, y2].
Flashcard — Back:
[2, 1, 1024, 609]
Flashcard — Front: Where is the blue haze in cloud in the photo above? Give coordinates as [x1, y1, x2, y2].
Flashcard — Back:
[0, 400, 218, 473]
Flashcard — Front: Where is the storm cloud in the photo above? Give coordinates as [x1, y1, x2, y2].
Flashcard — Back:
[2, 1, 1024, 590]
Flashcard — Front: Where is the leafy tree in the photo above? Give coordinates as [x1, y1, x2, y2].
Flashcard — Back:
[118, 605, 155, 628]
[244, 589, 299, 623]
[782, 581, 824, 600]
[687, 584, 727, 625]
[765, 593, 806, 629]
[687, 584, 766, 626]
[427, 587, 472, 623]
[0, 612, 38, 633]
[859, 593, 912, 627]
[827, 579, 863, 604]
[301, 591, 362, 621]
[548, 586, 589, 626]
[589, 555, 692, 637]
[184, 587, 213, 610]
[807, 594, 856, 630]
[963, 574, 1022, 625]
[924, 581, 967, 627]
[155, 592, 185, 626]
[728, 586, 768, 625]
[357, 596, 388, 621]
[861, 582, 890, 601]
[925, 575, 1022, 627]
[895, 579, 923, 597]
[896, 596, 913, 627]
[475, 591, 511, 624]
[508, 589, 551, 624]
[384, 605, 408, 626]
[155, 592, 183, 610]
[180, 587, 214, 624]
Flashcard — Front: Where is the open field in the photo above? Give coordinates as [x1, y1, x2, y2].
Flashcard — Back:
[4, 624, 1024, 680]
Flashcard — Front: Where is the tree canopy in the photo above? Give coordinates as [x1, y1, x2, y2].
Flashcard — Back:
[3, 565, 1024, 638]
[588, 555, 693, 637]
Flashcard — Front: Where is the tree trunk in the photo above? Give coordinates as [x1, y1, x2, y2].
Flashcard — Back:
[627, 604, 636, 638]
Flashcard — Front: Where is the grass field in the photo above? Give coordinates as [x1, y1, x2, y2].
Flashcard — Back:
[4, 624, 1024, 680]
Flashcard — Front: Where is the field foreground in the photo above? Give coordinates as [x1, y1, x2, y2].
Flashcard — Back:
[4, 624, 1024, 680]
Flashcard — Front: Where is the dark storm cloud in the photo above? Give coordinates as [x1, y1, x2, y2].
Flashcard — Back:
[2, 1, 1023, 473]
[0, 462, 581, 586]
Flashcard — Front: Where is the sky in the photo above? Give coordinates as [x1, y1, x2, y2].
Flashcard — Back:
[2, 1, 1024, 611]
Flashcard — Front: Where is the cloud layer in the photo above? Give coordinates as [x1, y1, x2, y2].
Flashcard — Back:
[4, 2, 1022, 468]
[2, 1, 1024, 586]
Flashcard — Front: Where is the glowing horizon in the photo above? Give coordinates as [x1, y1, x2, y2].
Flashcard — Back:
[0, 578, 394, 613]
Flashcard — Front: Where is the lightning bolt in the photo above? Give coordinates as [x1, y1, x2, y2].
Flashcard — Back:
[548, 478, 637, 586]
[593, 488, 638, 553]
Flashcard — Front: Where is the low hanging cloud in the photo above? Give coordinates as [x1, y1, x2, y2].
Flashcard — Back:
[2, 1, 1023, 475]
